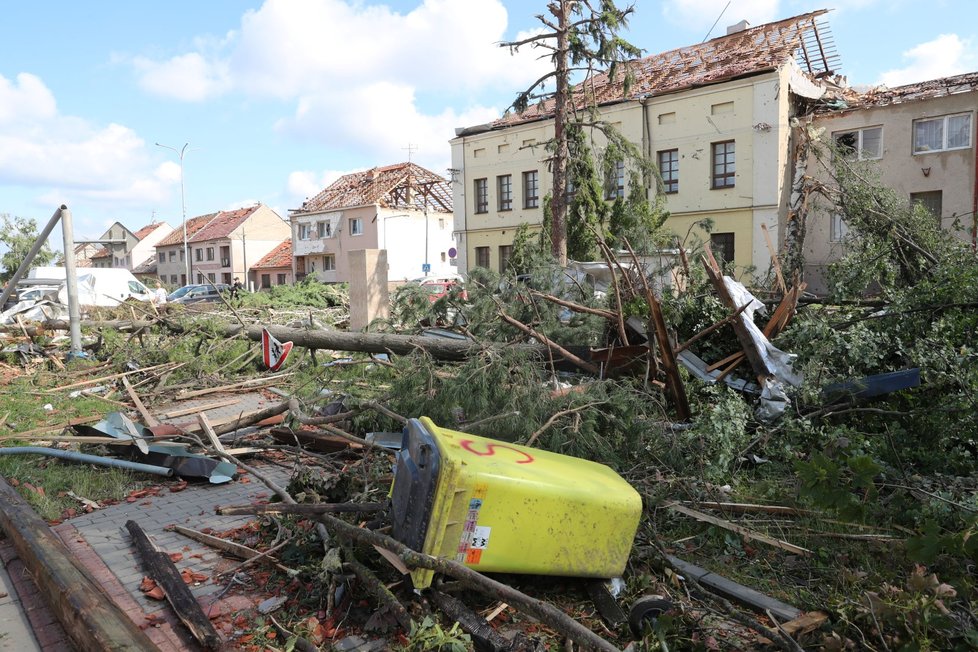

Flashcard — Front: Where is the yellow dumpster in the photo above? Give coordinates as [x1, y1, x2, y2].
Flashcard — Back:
[390, 417, 642, 589]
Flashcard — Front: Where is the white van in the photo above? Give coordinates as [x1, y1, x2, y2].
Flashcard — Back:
[27, 267, 153, 307]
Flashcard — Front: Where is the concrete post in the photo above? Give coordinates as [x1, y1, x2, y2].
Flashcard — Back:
[59, 207, 83, 357]
[348, 249, 389, 331]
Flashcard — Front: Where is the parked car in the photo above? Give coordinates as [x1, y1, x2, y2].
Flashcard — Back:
[167, 284, 203, 302]
[421, 280, 467, 303]
[170, 284, 231, 304]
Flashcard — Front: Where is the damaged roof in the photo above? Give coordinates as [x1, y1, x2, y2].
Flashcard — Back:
[190, 204, 263, 243]
[473, 9, 836, 132]
[156, 212, 219, 248]
[132, 223, 166, 241]
[836, 71, 978, 110]
[251, 240, 292, 270]
[293, 162, 452, 215]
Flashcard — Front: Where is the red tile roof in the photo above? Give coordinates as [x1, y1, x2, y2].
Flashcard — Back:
[190, 204, 262, 243]
[132, 222, 167, 241]
[156, 212, 219, 247]
[90, 246, 110, 259]
[477, 10, 834, 131]
[293, 162, 452, 214]
[251, 240, 292, 270]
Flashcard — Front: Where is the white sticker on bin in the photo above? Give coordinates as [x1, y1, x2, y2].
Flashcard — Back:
[470, 526, 491, 549]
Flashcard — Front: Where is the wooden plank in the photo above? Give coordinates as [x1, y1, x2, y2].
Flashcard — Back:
[685, 501, 805, 516]
[667, 503, 811, 556]
[44, 361, 180, 393]
[122, 375, 159, 427]
[779, 611, 829, 637]
[157, 398, 239, 419]
[171, 525, 293, 575]
[196, 412, 226, 454]
[0, 477, 158, 651]
[666, 554, 802, 622]
[126, 520, 222, 650]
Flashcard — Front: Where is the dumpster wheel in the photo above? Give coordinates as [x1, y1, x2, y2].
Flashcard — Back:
[628, 595, 674, 638]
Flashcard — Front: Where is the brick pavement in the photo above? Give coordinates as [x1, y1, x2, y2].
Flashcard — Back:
[36, 391, 298, 651]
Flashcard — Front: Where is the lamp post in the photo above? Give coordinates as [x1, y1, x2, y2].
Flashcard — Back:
[156, 142, 191, 283]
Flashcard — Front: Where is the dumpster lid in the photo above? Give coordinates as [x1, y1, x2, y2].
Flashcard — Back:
[390, 418, 442, 552]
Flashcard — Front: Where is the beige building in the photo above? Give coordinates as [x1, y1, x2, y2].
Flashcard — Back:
[289, 162, 455, 285]
[155, 204, 290, 288]
[88, 221, 174, 273]
[804, 72, 977, 293]
[451, 11, 838, 277]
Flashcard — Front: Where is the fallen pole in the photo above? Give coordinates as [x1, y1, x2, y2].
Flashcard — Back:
[0, 476, 159, 651]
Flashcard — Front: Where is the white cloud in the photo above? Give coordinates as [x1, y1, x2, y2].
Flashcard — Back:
[0, 73, 57, 124]
[0, 73, 177, 211]
[129, 0, 550, 169]
[661, 0, 781, 35]
[878, 34, 976, 86]
[132, 53, 231, 102]
[285, 168, 363, 209]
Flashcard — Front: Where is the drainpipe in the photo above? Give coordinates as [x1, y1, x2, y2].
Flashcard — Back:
[972, 140, 978, 251]
[0, 447, 174, 477]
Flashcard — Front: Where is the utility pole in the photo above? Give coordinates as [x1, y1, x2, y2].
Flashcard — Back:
[155, 142, 191, 283]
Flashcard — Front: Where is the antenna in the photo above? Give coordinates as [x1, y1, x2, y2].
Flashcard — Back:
[402, 143, 418, 163]
[702, 0, 731, 42]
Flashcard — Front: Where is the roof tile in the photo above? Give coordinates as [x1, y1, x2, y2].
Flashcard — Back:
[155, 212, 219, 247]
[251, 240, 292, 270]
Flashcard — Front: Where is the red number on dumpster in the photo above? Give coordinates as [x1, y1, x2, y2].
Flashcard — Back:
[459, 439, 534, 464]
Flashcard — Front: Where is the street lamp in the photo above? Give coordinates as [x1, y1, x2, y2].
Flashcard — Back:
[156, 142, 191, 283]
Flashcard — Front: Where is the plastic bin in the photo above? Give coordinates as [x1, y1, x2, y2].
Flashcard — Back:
[391, 417, 642, 589]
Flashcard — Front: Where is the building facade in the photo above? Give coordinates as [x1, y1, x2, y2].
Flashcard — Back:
[289, 162, 455, 285]
[804, 72, 978, 293]
[451, 11, 838, 277]
[250, 240, 293, 289]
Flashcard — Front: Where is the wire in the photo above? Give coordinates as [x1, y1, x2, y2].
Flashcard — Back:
[702, 1, 732, 42]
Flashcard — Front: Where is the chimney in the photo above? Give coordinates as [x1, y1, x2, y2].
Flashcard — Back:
[726, 19, 750, 35]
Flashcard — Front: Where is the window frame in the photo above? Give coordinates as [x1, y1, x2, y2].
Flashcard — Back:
[349, 218, 363, 236]
[605, 159, 625, 200]
[829, 214, 848, 243]
[522, 170, 539, 209]
[834, 126, 883, 161]
[657, 149, 679, 193]
[474, 178, 488, 214]
[710, 232, 735, 265]
[711, 140, 736, 189]
[324, 254, 336, 271]
[913, 112, 973, 154]
[910, 190, 943, 221]
[497, 174, 513, 211]
[206, 247, 215, 261]
[475, 246, 490, 269]
[498, 244, 513, 273]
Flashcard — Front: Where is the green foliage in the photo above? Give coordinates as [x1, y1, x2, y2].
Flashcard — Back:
[0, 214, 58, 283]
[236, 277, 347, 309]
[675, 384, 752, 480]
[795, 450, 881, 521]
[396, 617, 472, 652]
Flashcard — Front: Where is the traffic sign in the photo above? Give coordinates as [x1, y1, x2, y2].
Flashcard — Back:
[422, 263, 431, 273]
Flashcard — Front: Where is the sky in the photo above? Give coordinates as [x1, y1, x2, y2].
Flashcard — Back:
[1, 0, 976, 250]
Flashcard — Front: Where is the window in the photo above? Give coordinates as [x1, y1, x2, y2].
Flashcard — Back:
[298, 224, 310, 240]
[222, 273, 232, 284]
[220, 246, 231, 267]
[497, 175, 513, 211]
[911, 191, 943, 221]
[710, 233, 735, 265]
[158, 252, 165, 264]
[566, 177, 577, 201]
[475, 246, 490, 268]
[179, 249, 184, 262]
[206, 247, 214, 261]
[499, 245, 513, 273]
[523, 171, 539, 208]
[830, 214, 848, 242]
[914, 113, 972, 153]
[180, 274, 186, 285]
[170, 275, 178, 284]
[277, 273, 287, 285]
[349, 218, 363, 236]
[261, 274, 271, 289]
[605, 160, 625, 199]
[207, 273, 216, 282]
[317, 221, 331, 238]
[159, 275, 166, 282]
[658, 149, 679, 193]
[324, 255, 336, 271]
[196, 273, 204, 283]
[711, 141, 736, 189]
[835, 126, 882, 160]
[474, 178, 488, 213]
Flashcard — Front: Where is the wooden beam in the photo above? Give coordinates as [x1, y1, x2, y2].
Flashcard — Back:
[126, 520, 222, 650]
[0, 477, 158, 651]
[667, 503, 811, 556]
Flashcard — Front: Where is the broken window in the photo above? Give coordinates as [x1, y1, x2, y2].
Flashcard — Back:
[914, 113, 973, 153]
[498, 175, 513, 211]
[523, 170, 539, 208]
[710, 232, 735, 265]
[834, 126, 882, 160]
[475, 246, 490, 268]
[317, 221, 330, 238]
[349, 218, 363, 236]
[298, 224, 310, 240]
[474, 178, 488, 213]
[911, 190, 943, 221]
[658, 149, 679, 193]
[711, 141, 736, 189]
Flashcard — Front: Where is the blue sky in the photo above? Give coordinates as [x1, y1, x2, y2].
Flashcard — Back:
[1, 0, 976, 249]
